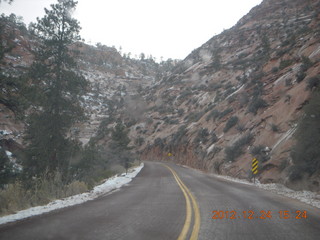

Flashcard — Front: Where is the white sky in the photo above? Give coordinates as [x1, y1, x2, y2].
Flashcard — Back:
[1, 0, 262, 60]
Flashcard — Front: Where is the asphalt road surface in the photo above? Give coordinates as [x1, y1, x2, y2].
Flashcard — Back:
[1, 161, 320, 240]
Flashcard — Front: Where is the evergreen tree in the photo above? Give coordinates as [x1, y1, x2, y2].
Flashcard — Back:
[0, 14, 26, 115]
[24, 0, 87, 179]
[110, 121, 134, 174]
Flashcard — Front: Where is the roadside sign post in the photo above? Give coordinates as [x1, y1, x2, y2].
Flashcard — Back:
[252, 158, 258, 184]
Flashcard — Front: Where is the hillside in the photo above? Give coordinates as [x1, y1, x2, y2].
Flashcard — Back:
[135, 0, 320, 190]
[1, 0, 320, 192]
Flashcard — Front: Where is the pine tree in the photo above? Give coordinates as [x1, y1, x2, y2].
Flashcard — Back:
[24, 0, 87, 179]
[110, 121, 134, 174]
[0, 14, 26, 115]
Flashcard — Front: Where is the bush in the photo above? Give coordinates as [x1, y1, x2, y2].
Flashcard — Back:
[271, 123, 280, 132]
[236, 124, 246, 132]
[225, 133, 254, 162]
[154, 138, 165, 149]
[248, 97, 268, 115]
[219, 108, 233, 119]
[206, 109, 220, 121]
[194, 128, 209, 144]
[0, 176, 89, 216]
[300, 56, 313, 72]
[290, 91, 320, 179]
[306, 76, 320, 90]
[184, 111, 204, 123]
[223, 116, 239, 133]
[296, 71, 306, 83]
[171, 125, 188, 146]
[250, 145, 270, 163]
[279, 59, 293, 70]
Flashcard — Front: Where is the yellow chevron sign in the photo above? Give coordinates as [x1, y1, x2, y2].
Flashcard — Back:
[252, 158, 258, 175]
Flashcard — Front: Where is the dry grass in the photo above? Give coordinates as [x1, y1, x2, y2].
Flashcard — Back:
[0, 175, 88, 216]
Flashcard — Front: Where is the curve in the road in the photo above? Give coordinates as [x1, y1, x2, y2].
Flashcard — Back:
[163, 164, 201, 240]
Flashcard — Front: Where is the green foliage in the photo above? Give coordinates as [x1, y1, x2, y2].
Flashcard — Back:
[135, 137, 145, 146]
[0, 146, 20, 187]
[296, 71, 306, 83]
[0, 14, 27, 115]
[184, 111, 204, 123]
[111, 121, 131, 150]
[248, 97, 268, 115]
[250, 145, 270, 162]
[296, 56, 312, 83]
[290, 92, 320, 180]
[211, 132, 218, 143]
[194, 128, 209, 144]
[223, 116, 239, 133]
[206, 109, 220, 121]
[225, 133, 254, 162]
[300, 56, 313, 72]
[206, 108, 233, 122]
[279, 59, 294, 70]
[110, 121, 134, 173]
[23, 0, 87, 179]
[170, 125, 188, 146]
[306, 76, 320, 90]
[154, 137, 165, 149]
[271, 123, 280, 132]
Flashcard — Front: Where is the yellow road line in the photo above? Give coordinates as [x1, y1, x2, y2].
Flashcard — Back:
[162, 164, 201, 240]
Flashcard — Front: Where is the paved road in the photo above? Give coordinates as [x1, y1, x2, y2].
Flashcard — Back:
[1, 161, 320, 240]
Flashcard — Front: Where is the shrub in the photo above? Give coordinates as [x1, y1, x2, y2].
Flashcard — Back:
[223, 116, 239, 133]
[206, 109, 220, 121]
[135, 137, 145, 146]
[290, 91, 320, 180]
[296, 71, 306, 83]
[184, 111, 204, 122]
[250, 145, 270, 163]
[300, 56, 313, 72]
[194, 128, 209, 144]
[218, 108, 233, 119]
[236, 124, 246, 132]
[154, 138, 165, 148]
[171, 125, 188, 146]
[248, 97, 268, 115]
[211, 132, 218, 143]
[306, 76, 320, 90]
[225, 133, 254, 162]
[271, 123, 280, 132]
[177, 108, 185, 117]
[279, 59, 293, 70]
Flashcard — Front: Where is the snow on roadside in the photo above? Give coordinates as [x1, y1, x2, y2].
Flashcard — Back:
[0, 163, 144, 225]
[178, 164, 320, 209]
[213, 174, 320, 209]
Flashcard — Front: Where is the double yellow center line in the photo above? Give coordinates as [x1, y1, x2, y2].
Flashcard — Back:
[163, 164, 201, 240]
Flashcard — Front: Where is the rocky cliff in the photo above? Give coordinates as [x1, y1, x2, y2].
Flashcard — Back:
[1, 0, 320, 191]
[136, 0, 320, 190]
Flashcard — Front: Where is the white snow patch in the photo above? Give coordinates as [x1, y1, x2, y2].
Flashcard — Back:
[213, 174, 320, 209]
[207, 144, 215, 154]
[225, 84, 244, 100]
[0, 164, 144, 225]
[271, 126, 297, 153]
[309, 45, 320, 59]
[5, 151, 12, 158]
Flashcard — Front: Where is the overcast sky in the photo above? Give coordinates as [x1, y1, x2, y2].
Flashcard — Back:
[1, 0, 262, 60]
